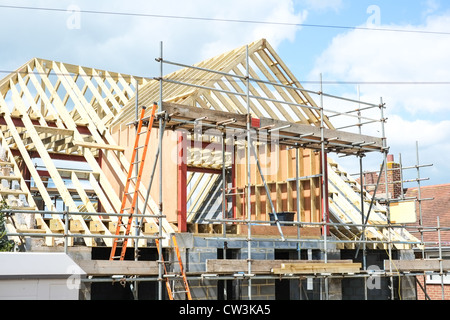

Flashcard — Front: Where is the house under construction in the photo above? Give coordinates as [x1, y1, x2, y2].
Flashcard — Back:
[0, 39, 447, 300]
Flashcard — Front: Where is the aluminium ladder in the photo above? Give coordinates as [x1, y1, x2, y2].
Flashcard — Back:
[156, 235, 192, 300]
[110, 103, 158, 261]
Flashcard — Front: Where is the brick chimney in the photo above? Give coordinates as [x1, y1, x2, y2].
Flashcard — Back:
[362, 154, 403, 199]
[386, 155, 402, 199]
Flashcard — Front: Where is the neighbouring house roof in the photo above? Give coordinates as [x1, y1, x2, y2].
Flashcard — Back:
[405, 183, 450, 248]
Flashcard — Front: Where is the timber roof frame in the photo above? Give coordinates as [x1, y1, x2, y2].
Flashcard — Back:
[0, 57, 171, 247]
[112, 39, 337, 131]
[0, 39, 414, 249]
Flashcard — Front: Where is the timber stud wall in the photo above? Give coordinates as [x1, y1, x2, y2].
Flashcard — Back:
[235, 145, 321, 223]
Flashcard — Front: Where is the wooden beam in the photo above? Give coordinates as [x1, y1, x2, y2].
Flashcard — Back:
[272, 262, 362, 274]
[384, 259, 450, 272]
[261, 41, 334, 128]
[206, 259, 357, 274]
[0, 123, 53, 243]
[33, 61, 124, 216]
[34, 125, 74, 136]
[0, 190, 27, 196]
[0, 97, 56, 213]
[75, 260, 159, 276]
[0, 175, 21, 181]
[71, 172, 112, 245]
[7, 80, 94, 245]
[187, 166, 222, 175]
[78, 66, 119, 115]
[72, 140, 125, 152]
[52, 62, 174, 236]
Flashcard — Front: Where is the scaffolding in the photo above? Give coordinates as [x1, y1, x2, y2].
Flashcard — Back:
[153, 41, 447, 300]
[1, 40, 448, 300]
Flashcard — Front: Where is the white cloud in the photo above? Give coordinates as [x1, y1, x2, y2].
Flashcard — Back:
[0, 0, 306, 76]
[309, 12, 450, 185]
[385, 115, 450, 147]
[301, 0, 343, 12]
[423, 0, 441, 16]
[311, 14, 450, 115]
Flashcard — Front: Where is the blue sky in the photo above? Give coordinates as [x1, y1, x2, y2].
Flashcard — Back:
[283, 0, 447, 77]
[283, 0, 450, 188]
[0, 0, 449, 188]
[281, 0, 433, 76]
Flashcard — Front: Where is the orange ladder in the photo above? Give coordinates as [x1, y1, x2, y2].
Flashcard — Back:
[110, 103, 158, 261]
[156, 235, 192, 300]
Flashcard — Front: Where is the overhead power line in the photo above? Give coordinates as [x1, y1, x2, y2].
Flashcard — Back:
[1, 4, 450, 36]
[0, 69, 450, 86]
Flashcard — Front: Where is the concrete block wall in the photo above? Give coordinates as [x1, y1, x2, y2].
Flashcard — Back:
[341, 249, 393, 300]
[242, 279, 276, 300]
[189, 279, 218, 300]
[170, 234, 422, 300]
[170, 233, 328, 300]
[174, 234, 280, 300]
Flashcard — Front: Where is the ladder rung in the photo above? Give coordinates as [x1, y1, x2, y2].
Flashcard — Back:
[109, 103, 158, 264]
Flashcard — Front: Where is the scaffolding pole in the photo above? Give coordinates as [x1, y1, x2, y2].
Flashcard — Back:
[245, 45, 253, 300]
[155, 53, 424, 300]
[133, 77, 140, 300]
[158, 40, 164, 301]
[6, 208, 450, 300]
[4, 43, 447, 301]
[319, 74, 329, 300]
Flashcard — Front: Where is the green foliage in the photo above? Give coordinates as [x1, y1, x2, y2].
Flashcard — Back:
[0, 199, 14, 252]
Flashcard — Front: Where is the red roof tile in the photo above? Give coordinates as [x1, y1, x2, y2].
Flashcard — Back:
[404, 184, 450, 247]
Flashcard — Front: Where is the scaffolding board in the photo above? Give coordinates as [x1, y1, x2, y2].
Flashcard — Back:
[159, 101, 384, 155]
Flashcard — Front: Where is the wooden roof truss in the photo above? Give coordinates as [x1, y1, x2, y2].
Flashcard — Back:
[0, 58, 175, 247]
[112, 39, 335, 131]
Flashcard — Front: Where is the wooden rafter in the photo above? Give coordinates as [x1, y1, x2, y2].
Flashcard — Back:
[0, 57, 175, 247]
[110, 38, 334, 132]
